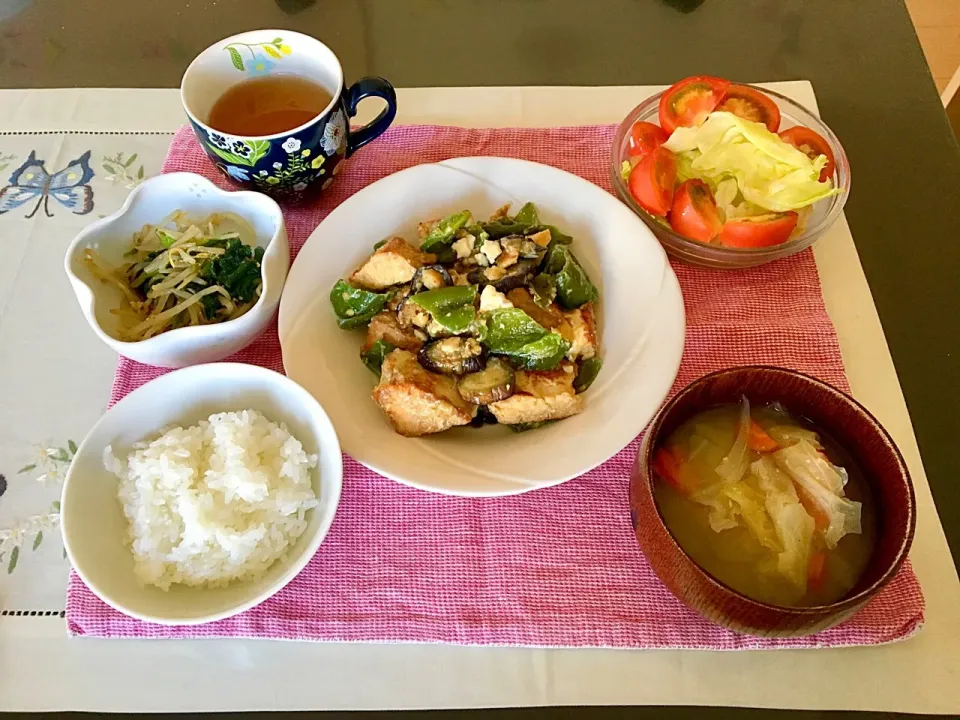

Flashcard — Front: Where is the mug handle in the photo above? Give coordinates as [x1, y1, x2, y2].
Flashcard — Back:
[343, 77, 397, 157]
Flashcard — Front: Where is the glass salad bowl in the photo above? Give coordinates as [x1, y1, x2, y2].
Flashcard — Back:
[609, 84, 851, 270]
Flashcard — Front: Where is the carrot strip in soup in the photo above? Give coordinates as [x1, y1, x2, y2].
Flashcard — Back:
[747, 420, 779, 452]
[808, 551, 827, 591]
[794, 482, 831, 531]
[652, 447, 687, 495]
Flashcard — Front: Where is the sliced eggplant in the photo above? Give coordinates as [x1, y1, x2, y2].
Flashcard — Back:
[466, 259, 537, 293]
[501, 235, 543, 262]
[470, 406, 500, 428]
[411, 264, 452, 293]
[457, 357, 515, 404]
[491, 259, 537, 293]
[418, 337, 486, 375]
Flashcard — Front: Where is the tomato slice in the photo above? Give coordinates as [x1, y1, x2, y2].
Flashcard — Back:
[628, 121, 668, 159]
[716, 84, 781, 132]
[628, 146, 677, 217]
[668, 179, 722, 242]
[718, 212, 799, 248]
[658, 75, 731, 135]
[779, 126, 836, 182]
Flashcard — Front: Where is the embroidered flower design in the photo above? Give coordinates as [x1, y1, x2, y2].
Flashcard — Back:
[310, 155, 325, 170]
[301, 148, 311, 157]
[258, 170, 268, 177]
[332, 161, 343, 176]
[293, 181, 308, 192]
[282, 137, 301, 153]
[322, 111, 347, 155]
[322, 177, 333, 190]
[266, 176, 280, 185]
[272, 161, 282, 170]
[221, 164, 250, 182]
[207, 132, 232, 150]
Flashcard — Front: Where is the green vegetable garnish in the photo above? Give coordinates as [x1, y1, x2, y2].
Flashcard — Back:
[420, 210, 471, 252]
[156, 228, 178, 247]
[543, 245, 598, 309]
[329, 279, 389, 330]
[200, 239, 265, 305]
[361, 339, 396, 375]
[409, 285, 478, 334]
[372, 238, 389, 251]
[574, 357, 603, 393]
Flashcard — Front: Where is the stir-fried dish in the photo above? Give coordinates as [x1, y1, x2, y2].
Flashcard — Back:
[329, 202, 603, 437]
[84, 211, 264, 341]
[653, 398, 875, 607]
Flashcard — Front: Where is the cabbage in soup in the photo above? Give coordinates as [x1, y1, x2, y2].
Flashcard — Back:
[652, 398, 876, 607]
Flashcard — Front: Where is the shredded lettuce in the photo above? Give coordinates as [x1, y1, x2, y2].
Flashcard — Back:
[663, 111, 839, 213]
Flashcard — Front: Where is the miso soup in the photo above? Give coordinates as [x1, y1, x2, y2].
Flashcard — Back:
[652, 398, 876, 607]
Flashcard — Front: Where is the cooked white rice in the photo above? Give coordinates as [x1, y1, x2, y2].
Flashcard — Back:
[107, 409, 319, 590]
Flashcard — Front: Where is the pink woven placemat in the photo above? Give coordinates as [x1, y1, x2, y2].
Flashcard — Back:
[66, 125, 924, 649]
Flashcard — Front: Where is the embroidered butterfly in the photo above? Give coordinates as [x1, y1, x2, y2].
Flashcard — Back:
[0, 150, 95, 219]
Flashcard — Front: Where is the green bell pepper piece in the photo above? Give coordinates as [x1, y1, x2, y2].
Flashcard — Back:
[480, 219, 530, 239]
[512, 202, 540, 226]
[420, 210, 471, 252]
[361, 339, 396, 375]
[329, 279, 389, 330]
[531, 273, 557, 309]
[541, 224, 573, 245]
[543, 245, 598, 309]
[478, 308, 550, 353]
[480, 202, 545, 238]
[479, 308, 570, 370]
[409, 285, 478, 334]
[508, 332, 571, 371]
[464, 223, 490, 246]
[574, 357, 603, 393]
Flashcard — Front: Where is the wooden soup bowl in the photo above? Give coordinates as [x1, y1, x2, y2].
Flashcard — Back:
[629, 366, 916, 637]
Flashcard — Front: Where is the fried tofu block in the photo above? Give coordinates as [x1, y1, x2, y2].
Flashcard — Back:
[362, 312, 423, 353]
[372, 350, 476, 436]
[350, 238, 437, 290]
[563, 303, 599, 360]
[489, 364, 583, 424]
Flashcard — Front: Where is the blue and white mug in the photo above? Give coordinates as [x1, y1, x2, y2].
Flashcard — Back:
[181, 30, 396, 200]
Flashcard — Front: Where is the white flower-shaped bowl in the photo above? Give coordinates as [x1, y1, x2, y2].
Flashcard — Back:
[64, 172, 289, 368]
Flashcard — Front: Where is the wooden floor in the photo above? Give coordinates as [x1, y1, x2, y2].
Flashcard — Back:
[907, 0, 960, 93]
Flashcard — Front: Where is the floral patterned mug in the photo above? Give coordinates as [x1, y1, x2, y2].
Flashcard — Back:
[180, 30, 396, 200]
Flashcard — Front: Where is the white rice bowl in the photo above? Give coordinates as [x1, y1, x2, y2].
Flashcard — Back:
[107, 409, 319, 590]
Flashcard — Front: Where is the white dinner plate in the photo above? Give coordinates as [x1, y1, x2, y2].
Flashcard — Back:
[279, 156, 685, 496]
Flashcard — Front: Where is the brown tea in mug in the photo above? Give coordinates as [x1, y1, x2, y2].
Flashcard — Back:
[207, 74, 333, 136]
